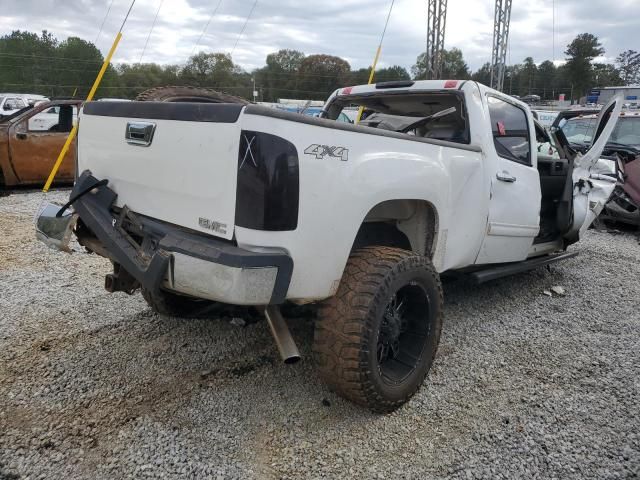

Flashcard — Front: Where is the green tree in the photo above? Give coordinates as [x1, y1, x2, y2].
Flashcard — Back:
[411, 48, 470, 80]
[552, 64, 572, 100]
[349, 67, 371, 86]
[564, 33, 605, 100]
[267, 49, 305, 73]
[616, 50, 640, 85]
[116, 63, 180, 99]
[471, 62, 492, 86]
[56, 36, 111, 97]
[254, 49, 305, 101]
[0, 30, 58, 94]
[519, 57, 537, 94]
[350, 65, 411, 85]
[504, 64, 522, 96]
[537, 60, 556, 99]
[376, 65, 411, 82]
[297, 54, 351, 100]
[180, 52, 236, 88]
[592, 63, 623, 87]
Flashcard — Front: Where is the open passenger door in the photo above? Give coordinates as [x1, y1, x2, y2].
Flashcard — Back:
[564, 94, 623, 243]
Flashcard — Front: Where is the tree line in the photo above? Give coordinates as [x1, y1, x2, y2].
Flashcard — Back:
[0, 30, 638, 103]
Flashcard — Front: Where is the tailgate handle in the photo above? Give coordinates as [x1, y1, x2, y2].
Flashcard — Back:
[125, 122, 156, 146]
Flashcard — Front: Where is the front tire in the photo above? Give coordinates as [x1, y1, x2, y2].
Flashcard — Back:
[313, 246, 443, 413]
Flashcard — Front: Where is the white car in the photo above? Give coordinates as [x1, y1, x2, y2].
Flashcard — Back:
[27, 105, 78, 131]
[36, 81, 622, 412]
[0, 94, 49, 117]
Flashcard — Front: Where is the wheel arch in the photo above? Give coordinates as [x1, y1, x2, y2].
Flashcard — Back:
[353, 199, 439, 259]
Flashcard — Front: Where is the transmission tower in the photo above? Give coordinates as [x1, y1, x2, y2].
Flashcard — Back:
[490, 0, 512, 91]
[425, 0, 447, 79]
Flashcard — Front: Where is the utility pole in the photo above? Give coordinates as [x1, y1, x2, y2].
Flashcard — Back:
[252, 77, 258, 103]
[425, 0, 447, 79]
[490, 0, 512, 91]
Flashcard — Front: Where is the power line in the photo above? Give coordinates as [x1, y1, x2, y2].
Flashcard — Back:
[191, 0, 224, 56]
[95, 0, 116, 45]
[0, 52, 104, 65]
[552, 0, 556, 62]
[231, 0, 259, 56]
[140, 0, 165, 63]
[0, 61, 414, 81]
[380, 0, 396, 46]
[0, 82, 344, 96]
[119, 0, 137, 33]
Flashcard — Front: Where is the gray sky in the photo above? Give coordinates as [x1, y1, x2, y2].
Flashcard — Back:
[1, 0, 637, 72]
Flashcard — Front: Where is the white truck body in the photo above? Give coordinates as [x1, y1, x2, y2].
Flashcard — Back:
[71, 81, 621, 303]
[35, 81, 623, 412]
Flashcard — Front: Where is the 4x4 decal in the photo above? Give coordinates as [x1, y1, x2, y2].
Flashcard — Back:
[304, 144, 349, 162]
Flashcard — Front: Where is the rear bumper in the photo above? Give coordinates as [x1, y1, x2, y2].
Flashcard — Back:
[70, 171, 293, 305]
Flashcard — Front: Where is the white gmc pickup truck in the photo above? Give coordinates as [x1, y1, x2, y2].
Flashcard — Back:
[37, 81, 622, 412]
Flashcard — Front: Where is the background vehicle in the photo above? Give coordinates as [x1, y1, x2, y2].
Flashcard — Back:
[304, 107, 352, 123]
[540, 110, 640, 228]
[521, 94, 541, 103]
[27, 105, 79, 131]
[531, 109, 560, 128]
[36, 81, 621, 412]
[0, 94, 49, 118]
[0, 99, 81, 187]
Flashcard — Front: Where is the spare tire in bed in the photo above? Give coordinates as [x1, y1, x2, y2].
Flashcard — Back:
[135, 86, 249, 104]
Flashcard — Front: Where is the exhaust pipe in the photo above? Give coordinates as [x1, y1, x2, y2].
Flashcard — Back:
[263, 306, 301, 364]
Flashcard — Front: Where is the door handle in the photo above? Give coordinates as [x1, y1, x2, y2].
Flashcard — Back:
[496, 171, 516, 183]
[16, 133, 27, 140]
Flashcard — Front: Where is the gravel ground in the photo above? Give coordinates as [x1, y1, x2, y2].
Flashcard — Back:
[1, 190, 639, 480]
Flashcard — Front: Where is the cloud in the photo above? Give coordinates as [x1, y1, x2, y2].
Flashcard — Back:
[1, 0, 638, 73]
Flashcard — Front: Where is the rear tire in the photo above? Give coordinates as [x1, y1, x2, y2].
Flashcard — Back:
[313, 246, 443, 413]
[135, 86, 249, 104]
[141, 288, 220, 318]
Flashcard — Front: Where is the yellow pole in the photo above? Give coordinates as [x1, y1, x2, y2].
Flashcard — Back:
[43, 32, 123, 192]
[355, 45, 382, 124]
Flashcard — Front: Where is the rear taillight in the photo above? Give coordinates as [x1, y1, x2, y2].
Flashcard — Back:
[235, 131, 299, 231]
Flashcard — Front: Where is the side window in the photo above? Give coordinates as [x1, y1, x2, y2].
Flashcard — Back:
[4, 98, 26, 111]
[28, 105, 77, 132]
[487, 96, 531, 165]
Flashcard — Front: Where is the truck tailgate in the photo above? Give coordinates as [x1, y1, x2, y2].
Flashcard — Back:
[78, 102, 243, 240]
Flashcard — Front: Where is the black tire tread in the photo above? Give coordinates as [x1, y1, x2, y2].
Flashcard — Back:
[313, 246, 443, 413]
[135, 86, 249, 104]
[141, 288, 215, 317]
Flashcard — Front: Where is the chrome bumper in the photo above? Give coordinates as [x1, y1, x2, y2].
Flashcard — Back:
[34, 202, 78, 253]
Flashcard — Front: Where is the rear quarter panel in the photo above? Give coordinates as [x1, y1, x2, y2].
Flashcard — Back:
[235, 110, 488, 301]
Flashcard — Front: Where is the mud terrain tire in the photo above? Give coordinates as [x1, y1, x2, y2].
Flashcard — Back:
[141, 288, 221, 318]
[313, 246, 443, 413]
[135, 86, 249, 104]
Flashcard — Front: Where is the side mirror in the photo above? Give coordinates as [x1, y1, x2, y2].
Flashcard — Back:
[4, 104, 12, 111]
